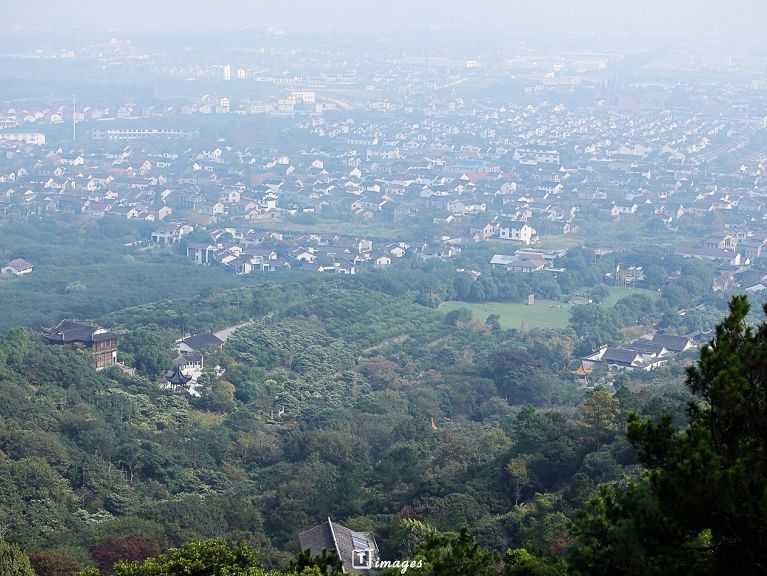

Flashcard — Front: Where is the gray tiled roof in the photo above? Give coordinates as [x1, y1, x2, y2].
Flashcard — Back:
[601, 347, 640, 365]
[180, 332, 223, 351]
[41, 320, 119, 343]
[298, 521, 335, 558]
[651, 333, 693, 352]
[298, 518, 379, 575]
[630, 341, 667, 355]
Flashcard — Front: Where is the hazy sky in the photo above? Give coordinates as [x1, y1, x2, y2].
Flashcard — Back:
[5, 0, 767, 39]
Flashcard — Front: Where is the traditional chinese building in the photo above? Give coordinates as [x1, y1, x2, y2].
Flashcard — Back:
[573, 363, 593, 387]
[41, 320, 120, 370]
[164, 365, 192, 390]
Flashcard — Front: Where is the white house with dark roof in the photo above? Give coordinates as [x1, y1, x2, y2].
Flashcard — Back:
[175, 332, 224, 355]
[650, 333, 696, 353]
[175, 351, 203, 374]
[498, 220, 536, 244]
[506, 257, 547, 273]
[490, 254, 516, 268]
[583, 345, 669, 371]
[676, 246, 742, 265]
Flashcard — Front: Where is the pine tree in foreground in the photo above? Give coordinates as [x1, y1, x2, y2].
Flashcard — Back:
[570, 295, 767, 576]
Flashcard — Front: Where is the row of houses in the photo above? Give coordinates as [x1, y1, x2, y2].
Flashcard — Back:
[582, 333, 701, 372]
[182, 228, 430, 275]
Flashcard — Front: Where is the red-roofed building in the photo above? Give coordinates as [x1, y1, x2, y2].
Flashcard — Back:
[2, 258, 33, 276]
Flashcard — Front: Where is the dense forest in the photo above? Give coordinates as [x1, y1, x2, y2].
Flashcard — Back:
[1, 219, 764, 575]
[1, 271, 737, 574]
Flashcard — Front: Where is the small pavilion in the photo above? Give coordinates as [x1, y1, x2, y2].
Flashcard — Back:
[572, 363, 593, 387]
[164, 365, 192, 391]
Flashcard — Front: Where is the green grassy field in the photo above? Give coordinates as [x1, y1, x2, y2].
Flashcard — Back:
[600, 286, 661, 307]
[440, 287, 661, 331]
[537, 235, 585, 250]
[440, 299, 572, 330]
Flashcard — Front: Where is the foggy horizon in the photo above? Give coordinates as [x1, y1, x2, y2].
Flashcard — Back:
[4, 0, 767, 41]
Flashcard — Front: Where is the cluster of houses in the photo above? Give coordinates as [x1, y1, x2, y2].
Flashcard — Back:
[580, 332, 703, 374]
[3, 38, 767, 293]
[184, 229, 410, 275]
[36, 317, 230, 395]
[675, 231, 767, 293]
[3, 97, 767, 280]
[162, 331, 227, 395]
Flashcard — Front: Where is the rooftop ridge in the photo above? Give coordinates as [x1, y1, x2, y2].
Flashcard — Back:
[327, 517, 344, 574]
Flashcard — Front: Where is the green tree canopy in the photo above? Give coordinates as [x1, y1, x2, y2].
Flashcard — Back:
[571, 295, 767, 575]
[395, 521, 497, 576]
[578, 389, 621, 450]
[569, 305, 621, 355]
[0, 540, 35, 576]
[76, 539, 322, 576]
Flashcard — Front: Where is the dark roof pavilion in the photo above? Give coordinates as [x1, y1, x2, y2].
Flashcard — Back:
[164, 365, 192, 387]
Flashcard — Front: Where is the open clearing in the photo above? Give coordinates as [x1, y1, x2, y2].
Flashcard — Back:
[440, 287, 660, 330]
[440, 299, 572, 330]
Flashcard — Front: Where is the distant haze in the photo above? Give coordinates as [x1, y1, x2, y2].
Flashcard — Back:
[5, 0, 767, 39]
